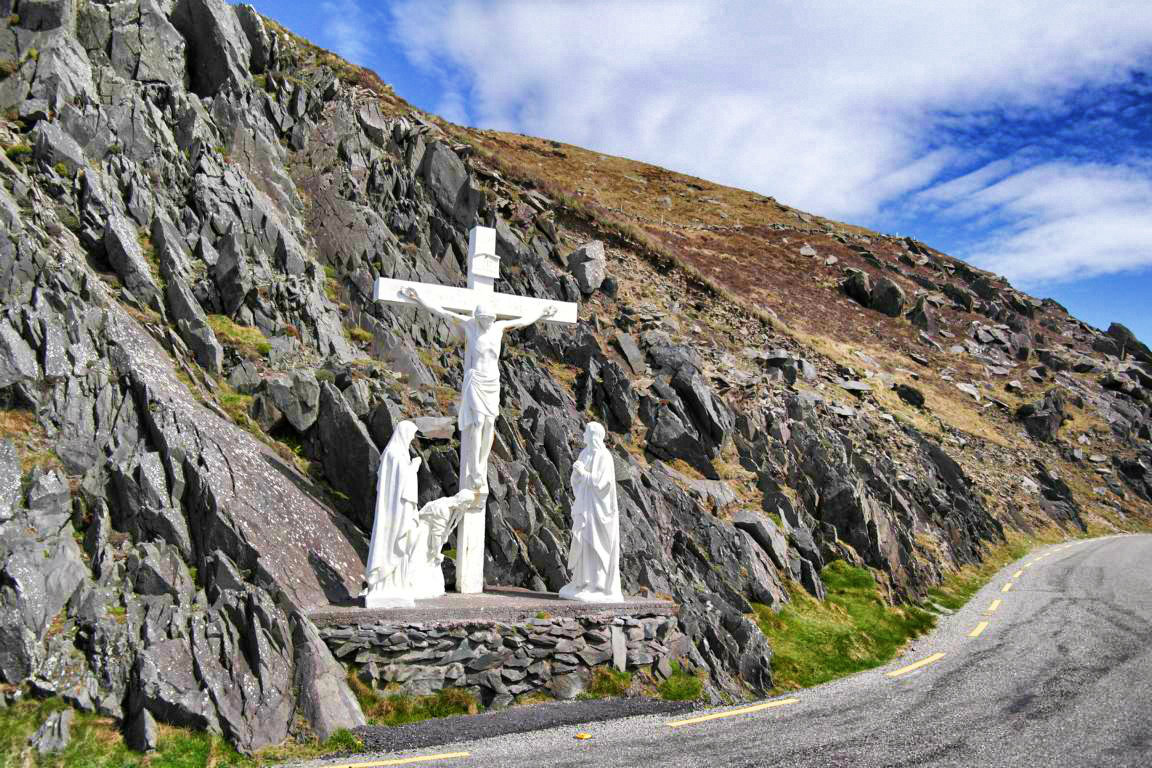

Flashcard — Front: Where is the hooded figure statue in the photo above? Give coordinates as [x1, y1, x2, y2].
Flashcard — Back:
[362, 420, 421, 609]
[559, 422, 623, 602]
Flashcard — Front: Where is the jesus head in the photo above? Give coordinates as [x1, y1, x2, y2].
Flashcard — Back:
[473, 303, 495, 329]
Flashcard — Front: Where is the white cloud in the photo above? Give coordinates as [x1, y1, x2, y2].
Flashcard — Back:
[937, 163, 1152, 285]
[388, 0, 1152, 283]
[320, 0, 374, 63]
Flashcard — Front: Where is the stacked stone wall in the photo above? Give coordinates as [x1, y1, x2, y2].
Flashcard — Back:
[320, 612, 690, 707]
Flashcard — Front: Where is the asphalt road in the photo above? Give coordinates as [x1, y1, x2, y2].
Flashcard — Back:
[302, 534, 1152, 768]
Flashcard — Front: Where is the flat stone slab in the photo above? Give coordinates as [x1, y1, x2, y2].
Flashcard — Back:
[309, 587, 677, 627]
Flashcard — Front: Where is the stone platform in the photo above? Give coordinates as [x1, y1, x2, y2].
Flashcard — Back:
[311, 588, 690, 706]
[309, 587, 677, 627]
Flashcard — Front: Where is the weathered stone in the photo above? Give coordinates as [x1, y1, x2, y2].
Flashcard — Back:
[567, 241, 607, 294]
[33, 121, 86, 173]
[841, 269, 872, 306]
[292, 616, 366, 740]
[104, 215, 161, 309]
[171, 0, 253, 96]
[265, 370, 321, 432]
[316, 382, 379, 528]
[871, 276, 906, 317]
[420, 142, 480, 226]
[30, 709, 73, 754]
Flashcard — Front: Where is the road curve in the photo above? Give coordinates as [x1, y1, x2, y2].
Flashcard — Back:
[308, 534, 1152, 768]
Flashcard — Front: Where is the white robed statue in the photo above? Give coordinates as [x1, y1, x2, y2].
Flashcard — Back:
[362, 420, 421, 609]
[560, 422, 624, 603]
[407, 489, 476, 599]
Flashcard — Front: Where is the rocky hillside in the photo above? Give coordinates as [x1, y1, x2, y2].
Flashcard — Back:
[1, 0, 1150, 755]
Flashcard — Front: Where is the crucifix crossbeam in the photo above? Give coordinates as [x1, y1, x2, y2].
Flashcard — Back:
[372, 227, 578, 322]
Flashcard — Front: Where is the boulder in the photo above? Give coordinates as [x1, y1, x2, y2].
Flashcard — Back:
[316, 382, 380, 529]
[234, 4, 270, 73]
[17, 0, 74, 31]
[166, 276, 223, 373]
[30, 709, 73, 754]
[420, 142, 480, 226]
[0, 440, 19, 522]
[841, 269, 872, 307]
[0, 319, 39, 388]
[906, 295, 938, 335]
[1107, 322, 1152, 364]
[171, 0, 253, 96]
[104, 215, 161, 309]
[32, 121, 86, 173]
[291, 616, 366, 740]
[110, 0, 186, 86]
[1016, 389, 1066, 443]
[731, 510, 789, 570]
[566, 240, 607, 294]
[870, 276, 906, 317]
[894, 383, 925, 408]
[265, 370, 321, 432]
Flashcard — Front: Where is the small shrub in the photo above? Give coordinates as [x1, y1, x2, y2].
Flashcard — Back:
[323, 728, 362, 753]
[349, 675, 479, 726]
[207, 315, 271, 359]
[0, 58, 18, 79]
[218, 391, 254, 423]
[59, 211, 82, 232]
[53, 161, 71, 177]
[657, 662, 703, 701]
[5, 143, 32, 162]
[582, 667, 631, 699]
[347, 326, 372, 344]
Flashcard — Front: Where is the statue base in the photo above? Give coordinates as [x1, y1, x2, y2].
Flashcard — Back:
[311, 587, 687, 706]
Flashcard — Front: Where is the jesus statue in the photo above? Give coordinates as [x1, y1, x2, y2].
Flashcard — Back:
[401, 287, 556, 496]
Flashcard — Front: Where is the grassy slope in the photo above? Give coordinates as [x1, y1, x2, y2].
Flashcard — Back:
[753, 532, 1064, 691]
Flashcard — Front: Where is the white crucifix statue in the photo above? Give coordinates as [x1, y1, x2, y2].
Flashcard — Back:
[373, 226, 578, 594]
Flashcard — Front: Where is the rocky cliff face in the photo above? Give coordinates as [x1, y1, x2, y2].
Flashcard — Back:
[1, 0, 1149, 754]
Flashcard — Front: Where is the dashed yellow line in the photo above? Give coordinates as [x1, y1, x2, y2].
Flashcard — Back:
[1001, 582, 1014, 593]
[325, 754, 470, 768]
[667, 697, 799, 728]
[1012, 569, 1024, 579]
[886, 652, 946, 679]
[986, 598, 1001, 613]
[968, 621, 990, 639]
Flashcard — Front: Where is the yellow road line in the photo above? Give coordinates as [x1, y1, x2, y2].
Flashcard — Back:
[325, 753, 470, 768]
[1001, 582, 1014, 593]
[886, 652, 946, 679]
[968, 621, 990, 638]
[667, 697, 799, 728]
[1012, 569, 1024, 578]
[986, 598, 1001, 613]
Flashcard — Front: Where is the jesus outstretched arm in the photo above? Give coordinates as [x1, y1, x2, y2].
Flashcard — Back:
[401, 286, 471, 324]
[497, 303, 557, 331]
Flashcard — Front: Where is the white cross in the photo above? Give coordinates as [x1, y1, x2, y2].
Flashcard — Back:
[372, 226, 578, 594]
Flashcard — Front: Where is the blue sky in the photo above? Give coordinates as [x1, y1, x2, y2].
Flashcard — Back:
[249, 0, 1152, 343]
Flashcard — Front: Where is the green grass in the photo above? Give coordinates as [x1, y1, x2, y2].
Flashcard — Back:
[657, 662, 704, 701]
[348, 676, 479, 726]
[206, 315, 271, 359]
[924, 538, 1031, 611]
[753, 560, 936, 690]
[347, 326, 373, 344]
[5, 143, 31, 162]
[218, 390, 254, 423]
[580, 667, 632, 699]
[0, 698, 364, 767]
